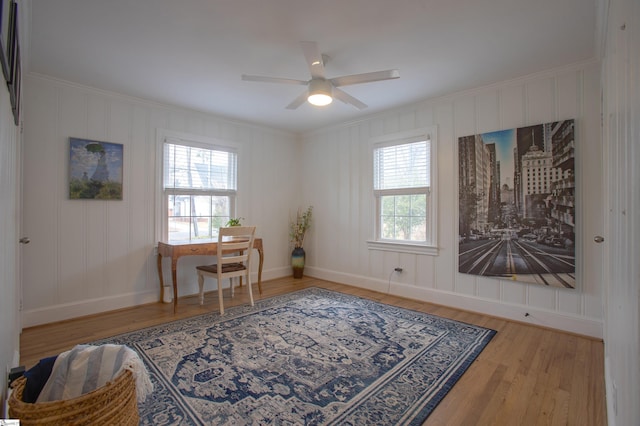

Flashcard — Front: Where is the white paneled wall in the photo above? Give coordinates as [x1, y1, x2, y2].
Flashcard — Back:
[21, 60, 603, 338]
[601, 0, 640, 423]
[302, 60, 603, 337]
[0, 59, 19, 411]
[22, 75, 299, 326]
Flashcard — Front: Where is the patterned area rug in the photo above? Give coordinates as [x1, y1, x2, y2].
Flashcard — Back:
[95, 288, 496, 425]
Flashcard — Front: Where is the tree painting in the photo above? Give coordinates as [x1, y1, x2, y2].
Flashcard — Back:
[69, 138, 123, 200]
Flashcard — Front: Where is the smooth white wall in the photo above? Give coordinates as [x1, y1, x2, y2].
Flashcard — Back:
[21, 74, 300, 327]
[301, 60, 603, 338]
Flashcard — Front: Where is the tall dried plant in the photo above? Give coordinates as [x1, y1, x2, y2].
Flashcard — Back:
[289, 206, 313, 249]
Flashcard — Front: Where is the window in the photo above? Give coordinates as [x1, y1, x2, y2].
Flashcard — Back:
[160, 131, 237, 243]
[368, 128, 437, 255]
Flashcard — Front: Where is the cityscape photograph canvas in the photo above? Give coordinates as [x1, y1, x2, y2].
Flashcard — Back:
[458, 120, 575, 288]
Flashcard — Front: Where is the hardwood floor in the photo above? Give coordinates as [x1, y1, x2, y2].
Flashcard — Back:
[20, 277, 607, 425]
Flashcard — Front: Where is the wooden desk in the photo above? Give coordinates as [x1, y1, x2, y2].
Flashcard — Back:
[157, 239, 264, 313]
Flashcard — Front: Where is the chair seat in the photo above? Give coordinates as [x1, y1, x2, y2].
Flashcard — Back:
[196, 263, 246, 274]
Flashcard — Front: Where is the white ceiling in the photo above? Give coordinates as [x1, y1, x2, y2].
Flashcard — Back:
[27, 0, 597, 133]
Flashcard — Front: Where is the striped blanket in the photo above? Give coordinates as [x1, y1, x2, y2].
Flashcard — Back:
[36, 344, 153, 403]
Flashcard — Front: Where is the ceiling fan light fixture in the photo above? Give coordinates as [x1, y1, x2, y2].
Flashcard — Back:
[307, 79, 333, 106]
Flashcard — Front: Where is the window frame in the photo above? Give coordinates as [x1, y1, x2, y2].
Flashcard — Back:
[156, 129, 238, 243]
[367, 127, 438, 256]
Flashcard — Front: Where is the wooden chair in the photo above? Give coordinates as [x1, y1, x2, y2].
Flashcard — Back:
[196, 226, 256, 315]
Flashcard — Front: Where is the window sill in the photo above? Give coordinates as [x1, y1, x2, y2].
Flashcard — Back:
[366, 240, 439, 256]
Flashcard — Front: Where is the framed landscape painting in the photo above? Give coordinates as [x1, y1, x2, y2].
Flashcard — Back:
[458, 119, 575, 288]
[69, 138, 123, 200]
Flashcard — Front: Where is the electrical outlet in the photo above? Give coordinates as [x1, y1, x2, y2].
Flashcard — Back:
[394, 267, 403, 273]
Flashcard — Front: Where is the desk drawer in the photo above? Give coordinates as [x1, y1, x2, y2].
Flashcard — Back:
[174, 245, 216, 256]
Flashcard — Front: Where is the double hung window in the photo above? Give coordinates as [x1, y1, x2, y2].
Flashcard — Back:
[161, 134, 237, 243]
[369, 128, 437, 255]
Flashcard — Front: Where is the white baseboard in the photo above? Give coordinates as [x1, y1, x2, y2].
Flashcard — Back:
[306, 266, 603, 339]
[22, 266, 603, 339]
[259, 267, 292, 282]
[22, 290, 159, 328]
[22, 267, 289, 328]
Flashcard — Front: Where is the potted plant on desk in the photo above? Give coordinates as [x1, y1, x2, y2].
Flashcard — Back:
[289, 206, 312, 278]
[226, 217, 244, 227]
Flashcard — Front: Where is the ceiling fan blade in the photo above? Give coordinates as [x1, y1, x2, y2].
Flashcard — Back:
[300, 41, 326, 80]
[330, 69, 400, 87]
[333, 88, 368, 110]
[241, 74, 308, 86]
[286, 91, 309, 110]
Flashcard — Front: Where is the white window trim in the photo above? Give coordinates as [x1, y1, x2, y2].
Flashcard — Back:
[155, 129, 239, 243]
[366, 126, 439, 256]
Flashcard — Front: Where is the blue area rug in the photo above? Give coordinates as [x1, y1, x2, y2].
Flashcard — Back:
[95, 288, 496, 425]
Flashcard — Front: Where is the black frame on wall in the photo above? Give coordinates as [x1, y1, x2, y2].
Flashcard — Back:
[1, 0, 19, 125]
[0, 0, 13, 82]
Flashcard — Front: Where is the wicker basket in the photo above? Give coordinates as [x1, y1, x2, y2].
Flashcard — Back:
[8, 369, 139, 426]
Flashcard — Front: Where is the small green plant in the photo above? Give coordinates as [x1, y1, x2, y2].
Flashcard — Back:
[289, 206, 313, 248]
[226, 217, 244, 226]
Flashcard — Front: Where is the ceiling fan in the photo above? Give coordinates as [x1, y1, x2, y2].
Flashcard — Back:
[241, 41, 400, 110]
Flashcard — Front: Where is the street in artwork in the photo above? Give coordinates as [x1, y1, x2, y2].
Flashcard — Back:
[458, 120, 575, 288]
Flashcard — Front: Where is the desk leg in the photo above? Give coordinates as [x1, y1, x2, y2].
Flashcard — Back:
[157, 254, 164, 303]
[257, 248, 264, 295]
[172, 259, 178, 314]
[240, 248, 263, 295]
